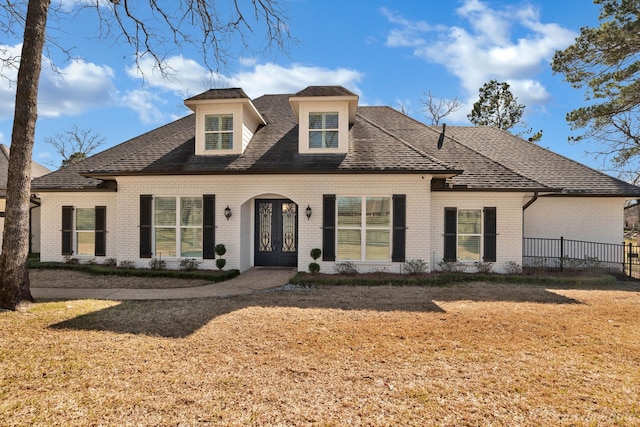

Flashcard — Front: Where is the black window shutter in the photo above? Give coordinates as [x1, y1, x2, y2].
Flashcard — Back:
[444, 207, 457, 262]
[95, 206, 106, 257]
[140, 195, 153, 258]
[322, 194, 336, 261]
[392, 194, 406, 262]
[203, 195, 215, 259]
[61, 206, 73, 256]
[483, 207, 497, 262]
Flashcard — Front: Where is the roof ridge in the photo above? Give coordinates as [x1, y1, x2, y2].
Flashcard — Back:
[425, 125, 556, 191]
[356, 108, 460, 173]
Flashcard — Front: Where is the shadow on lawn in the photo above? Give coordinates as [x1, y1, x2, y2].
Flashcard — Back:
[49, 283, 581, 338]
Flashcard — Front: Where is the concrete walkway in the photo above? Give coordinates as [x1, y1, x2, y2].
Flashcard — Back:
[31, 267, 298, 301]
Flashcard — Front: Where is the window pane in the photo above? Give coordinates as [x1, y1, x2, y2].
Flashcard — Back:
[155, 197, 176, 226]
[205, 133, 220, 150]
[366, 229, 389, 260]
[366, 197, 390, 227]
[309, 131, 323, 148]
[220, 132, 233, 149]
[181, 228, 203, 257]
[337, 229, 361, 260]
[337, 197, 362, 227]
[220, 114, 233, 131]
[77, 232, 95, 255]
[309, 113, 323, 129]
[458, 210, 481, 234]
[155, 227, 176, 257]
[458, 236, 481, 261]
[76, 208, 95, 231]
[205, 115, 220, 132]
[324, 131, 338, 148]
[324, 113, 338, 129]
[181, 197, 203, 226]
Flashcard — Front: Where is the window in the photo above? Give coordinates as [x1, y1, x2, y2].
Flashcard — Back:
[204, 114, 233, 150]
[444, 207, 496, 263]
[62, 206, 106, 257]
[154, 197, 203, 258]
[336, 196, 391, 261]
[457, 209, 481, 261]
[76, 208, 95, 255]
[309, 112, 339, 148]
[154, 197, 204, 258]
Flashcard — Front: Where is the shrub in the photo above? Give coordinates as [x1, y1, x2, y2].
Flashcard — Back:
[118, 260, 135, 269]
[215, 258, 226, 270]
[474, 261, 493, 274]
[103, 258, 118, 268]
[437, 260, 467, 273]
[215, 244, 227, 257]
[504, 260, 523, 274]
[64, 255, 79, 265]
[179, 258, 201, 271]
[310, 248, 321, 260]
[149, 258, 167, 270]
[308, 262, 320, 274]
[335, 261, 358, 275]
[402, 259, 429, 275]
[84, 258, 98, 265]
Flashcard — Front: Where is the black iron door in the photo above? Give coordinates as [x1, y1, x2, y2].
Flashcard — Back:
[254, 199, 298, 267]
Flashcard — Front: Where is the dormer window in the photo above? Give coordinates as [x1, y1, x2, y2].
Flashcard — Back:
[309, 112, 339, 149]
[289, 86, 359, 155]
[205, 114, 233, 150]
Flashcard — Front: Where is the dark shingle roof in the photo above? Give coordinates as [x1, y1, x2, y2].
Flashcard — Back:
[441, 126, 640, 196]
[185, 88, 249, 101]
[293, 86, 357, 97]
[30, 86, 640, 197]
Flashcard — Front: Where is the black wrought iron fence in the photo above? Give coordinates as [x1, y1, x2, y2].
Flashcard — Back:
[523, 237, 640, 277]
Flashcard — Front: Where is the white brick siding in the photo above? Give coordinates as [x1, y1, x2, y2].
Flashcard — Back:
[524, 197, 626, 244]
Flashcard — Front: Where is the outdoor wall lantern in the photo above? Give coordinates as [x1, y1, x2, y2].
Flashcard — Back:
[224, 205, 232, 220]
[306, 205, 312, 220]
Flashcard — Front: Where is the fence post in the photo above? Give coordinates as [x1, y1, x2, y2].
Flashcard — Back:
[560, 236, 564, 272]
[629, 242, 633, 279]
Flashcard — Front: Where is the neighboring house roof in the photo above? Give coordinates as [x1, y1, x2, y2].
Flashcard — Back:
[0, 144, 51, 194]
[30, 86, 640, 197]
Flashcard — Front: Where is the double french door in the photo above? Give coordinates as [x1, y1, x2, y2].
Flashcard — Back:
[254, 199, 298, 267]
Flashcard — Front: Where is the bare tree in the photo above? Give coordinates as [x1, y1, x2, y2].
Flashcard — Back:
[420, 90, 462, 126]
[45, 126, 105, 168]
[0, 0, 290, 310]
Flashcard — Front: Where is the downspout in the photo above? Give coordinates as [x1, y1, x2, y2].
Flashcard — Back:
[522, 191, 538, 211]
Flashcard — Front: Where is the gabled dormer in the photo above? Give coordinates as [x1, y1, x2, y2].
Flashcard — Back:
[289, 86, 358, 154]
[185, 88, 266, 156]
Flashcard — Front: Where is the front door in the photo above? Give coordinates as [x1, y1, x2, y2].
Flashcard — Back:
[254, 199, 298, 267]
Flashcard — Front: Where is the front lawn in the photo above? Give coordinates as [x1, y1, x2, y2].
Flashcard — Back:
[1, 281, 639, 425]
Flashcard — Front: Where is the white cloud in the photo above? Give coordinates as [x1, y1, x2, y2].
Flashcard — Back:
[0, 43, 118, 120]
[121, 89, 167, 125]
[384, 0, 576, 109]
[227, 63, 363, 98]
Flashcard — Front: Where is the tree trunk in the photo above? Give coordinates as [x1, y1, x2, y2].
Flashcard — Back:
[0, 0, 51, 310]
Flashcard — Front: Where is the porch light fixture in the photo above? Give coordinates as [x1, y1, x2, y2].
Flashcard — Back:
[224, 205, 232, 220]
[306, 205, 312, 220]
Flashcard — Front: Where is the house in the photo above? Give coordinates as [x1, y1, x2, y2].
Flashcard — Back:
[0, 144, 50, 253]
[30, 86, 640, 273]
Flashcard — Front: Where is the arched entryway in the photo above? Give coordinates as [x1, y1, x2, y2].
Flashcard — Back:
[254, 199, 298, 267]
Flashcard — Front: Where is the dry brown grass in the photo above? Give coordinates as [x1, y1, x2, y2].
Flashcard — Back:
[2, 279, 640, 426]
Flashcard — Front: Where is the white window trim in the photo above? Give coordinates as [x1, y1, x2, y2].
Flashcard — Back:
[204, 113, 234, 151]
[153, 196, 204, 259]
[194, 104, 243, 155]
[336, 196, 392, 261]
[457, 208, 482, 262]
[75, 207, 96, 256]
[298, 101, 349, 154]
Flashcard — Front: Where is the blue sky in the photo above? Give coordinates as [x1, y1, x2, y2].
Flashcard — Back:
[0, 0, 608, 173]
